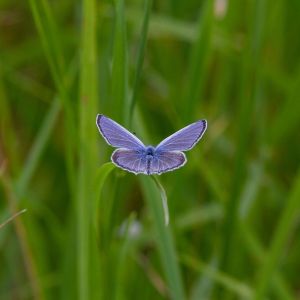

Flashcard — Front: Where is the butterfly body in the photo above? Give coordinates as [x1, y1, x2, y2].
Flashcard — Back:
[145, 146, 155, 175]
[96, 114, 207, 175]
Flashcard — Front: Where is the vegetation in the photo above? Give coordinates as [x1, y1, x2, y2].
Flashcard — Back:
[1, 0, 300, 299]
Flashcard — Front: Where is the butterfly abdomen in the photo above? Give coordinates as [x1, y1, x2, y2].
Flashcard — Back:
[146, 158, 151, 175]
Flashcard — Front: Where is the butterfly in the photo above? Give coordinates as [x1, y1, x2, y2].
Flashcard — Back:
[96, 114, 207, 175]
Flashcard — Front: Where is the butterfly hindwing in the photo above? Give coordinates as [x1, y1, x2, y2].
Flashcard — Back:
[111, 149, 148, 174]
[150, 151, 186, 174]
[111, 149, 186, 175]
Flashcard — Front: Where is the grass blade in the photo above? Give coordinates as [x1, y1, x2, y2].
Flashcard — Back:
[0, 68, 21, 174]
[270, 70, 300, 144]
[125, 8, 196, 42]
[111, 0, 128, 124]
[240, 224, 294, 300]
[0, 176, 43, 300]
[16, 99, 60, 195]
[220, 0, 268, 281]
[182, 255, 252, 299]
[15, 58, 77, 197]
[182, 0, 213, 122]
[254, 170, 300, 299]
[151, 176, 169, 226]
[28, 0, 76, 191]
[77, 0, 98, 298]
[139, 176, 185, 300]
[94, 163, 116, 236]
[28, 0, 65, 89]
[114, 213, 137, 300]
[0, 209, 27, 230]
[128, 0, 152, 128]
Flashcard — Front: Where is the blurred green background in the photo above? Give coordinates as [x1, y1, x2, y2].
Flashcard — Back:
[1, 0, 300, 299]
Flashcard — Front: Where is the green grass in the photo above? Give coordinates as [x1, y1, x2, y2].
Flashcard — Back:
[1, 0, 300, 299]
[78, 0, 99, 298]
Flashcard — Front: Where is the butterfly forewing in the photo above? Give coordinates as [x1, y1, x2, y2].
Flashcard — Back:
[156, 120, 207, 152]
[96, 115, 145, 149]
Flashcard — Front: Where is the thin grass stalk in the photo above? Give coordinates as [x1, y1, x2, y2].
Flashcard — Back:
[220, 0, 267, 281]
[240, 224, 294, 300]
[28, 0, 76, 192]
[16, 99, 60, 194]
[139, 176, 185, 300]
[0, 209, 27, 230]
[15, 58, 77, 196]
[77, 0, 98, 298]
[0, 68, 21, 174]
[0, 176, 43, 300]
[128, 0, 152, 128]
[182, 255, 252, 299]
[111, 0, 128, 124]
[182, 0, 213, 122]
[254, 170, 300, 299]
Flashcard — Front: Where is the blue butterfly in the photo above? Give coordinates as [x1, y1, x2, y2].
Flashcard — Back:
[96, 114, 207, 175]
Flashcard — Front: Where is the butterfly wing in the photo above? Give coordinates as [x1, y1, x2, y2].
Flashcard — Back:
[111, 149, 148, 175]
[156, 120, 207, 152]
[97, 115, 207, 175]
[96, 114, 145, 149]
[150, 151, 186, 174]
